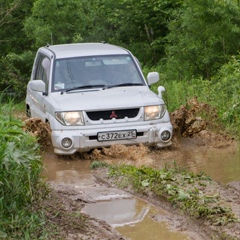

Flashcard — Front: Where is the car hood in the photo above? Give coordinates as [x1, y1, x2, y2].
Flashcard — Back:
[50, 86, 163, 111]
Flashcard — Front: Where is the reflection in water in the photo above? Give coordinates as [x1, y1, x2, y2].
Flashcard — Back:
[42, 144, 240, 240]
[117, 209, 190, 240]
[82, 198, 149, 226]
[83, 198, 190, 240]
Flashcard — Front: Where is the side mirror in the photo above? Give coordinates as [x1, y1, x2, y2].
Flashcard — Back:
[29, 80, 46, 93]
[147, 72, 160, 85]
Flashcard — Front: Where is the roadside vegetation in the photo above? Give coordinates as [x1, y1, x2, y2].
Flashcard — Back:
[108, 163, 236, 226]
[152, 57, 240, 137]
[0, 100, 49, 239]
[92, 161, 240, 239]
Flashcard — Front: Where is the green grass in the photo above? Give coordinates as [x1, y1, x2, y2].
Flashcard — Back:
[0, 98, 49, 239]
[106, 163, 238, 227]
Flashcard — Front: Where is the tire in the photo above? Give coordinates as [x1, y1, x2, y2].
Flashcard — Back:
[26, 105, 31, 118]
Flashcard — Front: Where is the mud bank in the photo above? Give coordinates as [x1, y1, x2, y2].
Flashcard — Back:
[93, 164, 240, 240]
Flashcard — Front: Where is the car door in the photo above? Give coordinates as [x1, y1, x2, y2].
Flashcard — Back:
[29, 53, 51, 120]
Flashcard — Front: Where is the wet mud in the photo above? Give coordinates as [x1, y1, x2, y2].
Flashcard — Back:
[42, 139, 240, 240]
[24, 98, 240, 239]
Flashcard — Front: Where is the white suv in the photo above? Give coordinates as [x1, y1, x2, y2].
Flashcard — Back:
[26, 43, 172, 155]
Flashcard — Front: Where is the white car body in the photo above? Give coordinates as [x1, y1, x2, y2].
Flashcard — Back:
[26, 43, 172, 155]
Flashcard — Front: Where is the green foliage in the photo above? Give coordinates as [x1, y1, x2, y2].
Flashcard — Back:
[24, 0, 91, 46]
[23, 0, 179, 64]
[0, 99, 48, 239]
[157, 53, 240, 135]
[0, 0, 34, 55]
[165, 0, 240, 80]
[90, 160, 108, 169]
[93, 0, 179, 65]
[210, 56, 240, 132]
[0, 0, 35, 96]
[0, 51, 35, 100]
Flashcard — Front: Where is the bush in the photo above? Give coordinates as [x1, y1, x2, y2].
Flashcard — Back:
[0, 51, 35, 101]
[147, 55, 240, 137]
[0, 99, 48, 239]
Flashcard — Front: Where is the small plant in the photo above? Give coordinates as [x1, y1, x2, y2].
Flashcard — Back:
[90, 160, 108, 169]
[107, 163, 238, 228]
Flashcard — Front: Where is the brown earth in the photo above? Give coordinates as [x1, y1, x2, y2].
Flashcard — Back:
[24, 97, 240, 240]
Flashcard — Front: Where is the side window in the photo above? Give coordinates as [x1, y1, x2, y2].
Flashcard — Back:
[34, 54, 51, 92]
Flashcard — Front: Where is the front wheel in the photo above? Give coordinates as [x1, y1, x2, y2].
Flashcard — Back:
[26, 105, 31, 118]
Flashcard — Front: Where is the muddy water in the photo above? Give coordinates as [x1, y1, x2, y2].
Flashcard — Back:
[150, 141, 240, 184]
[42, 143, 240, 240]
[117, 207, 189, 240]
[82, 196, 190, 240]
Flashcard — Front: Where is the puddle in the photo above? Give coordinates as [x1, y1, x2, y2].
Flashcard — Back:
[151, 146, 240, 184]
[117, 208, 190, 240]
[196, 148, 240, 184]
[42, 144, 240, 240]
[42, 149, 93, 185]
[82, 198, 190, 240]
[82, 198, 149, 227]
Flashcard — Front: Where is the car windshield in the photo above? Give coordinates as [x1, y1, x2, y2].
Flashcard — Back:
[52, 55, 145, 92]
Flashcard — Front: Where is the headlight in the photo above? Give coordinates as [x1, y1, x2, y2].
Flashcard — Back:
[55, 111, 84, 125]
[144, 105, 166, 120]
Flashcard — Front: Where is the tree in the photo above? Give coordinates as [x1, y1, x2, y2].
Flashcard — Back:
[87, 0, 180, 65]
[0, 0, 34, 54]
[24, 0, 93, 47]
[24, 0, 179, 65]
[0, 0, 35, 99]
[165, 0, 240, 80]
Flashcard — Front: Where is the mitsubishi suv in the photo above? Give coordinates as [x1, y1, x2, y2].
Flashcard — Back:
[26, 43, 172, 155]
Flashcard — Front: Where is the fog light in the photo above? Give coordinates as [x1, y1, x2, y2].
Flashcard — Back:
[61, 137, 72, 148]
[160, 130, 171, 141]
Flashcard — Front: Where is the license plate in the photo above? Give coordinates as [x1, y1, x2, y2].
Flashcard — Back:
[97, 130, 137, 142]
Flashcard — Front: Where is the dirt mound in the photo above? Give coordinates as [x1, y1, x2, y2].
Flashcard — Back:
[170, 97, 233, 147]
[24, 118, 51, 147]
[95, 143, 149, 160]
[170, 97, 216, 137]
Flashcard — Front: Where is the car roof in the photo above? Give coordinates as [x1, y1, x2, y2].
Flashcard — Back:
[42, 43, 130, 59]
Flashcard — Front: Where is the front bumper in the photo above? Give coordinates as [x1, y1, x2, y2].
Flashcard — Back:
[51, 122, 173, 155]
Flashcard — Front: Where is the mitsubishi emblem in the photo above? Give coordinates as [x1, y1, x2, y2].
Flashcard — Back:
[110, 111, 118, 119]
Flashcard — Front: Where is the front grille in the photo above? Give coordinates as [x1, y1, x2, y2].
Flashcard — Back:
[86, 108, 140, 120]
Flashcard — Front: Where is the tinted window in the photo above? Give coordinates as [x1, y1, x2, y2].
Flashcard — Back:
[34, 54, 50, 91]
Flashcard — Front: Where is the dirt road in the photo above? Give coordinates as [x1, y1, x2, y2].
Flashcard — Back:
[25, 98, 240, 239]
[39, 135, 240, 240]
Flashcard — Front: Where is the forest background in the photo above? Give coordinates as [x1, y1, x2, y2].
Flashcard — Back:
[1, 1, 240, 238]
[1, 0, 240, 135]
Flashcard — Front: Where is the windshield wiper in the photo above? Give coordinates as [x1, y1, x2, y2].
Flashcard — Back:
[103, 83, 144, 90]
[65, 84, 106, 93]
